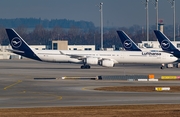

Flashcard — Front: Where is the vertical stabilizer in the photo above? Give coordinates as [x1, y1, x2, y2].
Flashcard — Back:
[6, 28, 41, 60]
[154, 30, 179, 52]
[117, 30, 141, 51]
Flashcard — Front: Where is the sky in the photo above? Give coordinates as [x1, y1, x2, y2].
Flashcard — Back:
[0, 0, 179, 27]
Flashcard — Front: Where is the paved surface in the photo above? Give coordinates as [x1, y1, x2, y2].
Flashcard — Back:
[0, 59, 180, 108]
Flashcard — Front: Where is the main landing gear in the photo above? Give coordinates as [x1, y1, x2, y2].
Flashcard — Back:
[80, 64, 91, 69]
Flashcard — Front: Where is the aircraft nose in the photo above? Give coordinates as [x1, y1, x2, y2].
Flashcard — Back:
[175, 58, 180, 62]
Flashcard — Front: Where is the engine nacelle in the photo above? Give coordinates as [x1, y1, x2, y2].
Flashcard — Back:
[101, 60, 114, 67]
[85, 58, 98, 65]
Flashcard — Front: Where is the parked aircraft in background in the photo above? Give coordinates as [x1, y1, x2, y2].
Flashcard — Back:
[154, 30, 180, 59]
[6, 28, 178, 69]
[117, 30, 178, 69]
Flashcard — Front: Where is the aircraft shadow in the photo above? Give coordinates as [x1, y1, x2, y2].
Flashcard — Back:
[0, 67, 106, 70]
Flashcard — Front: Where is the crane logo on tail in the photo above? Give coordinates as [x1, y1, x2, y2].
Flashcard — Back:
[124, 40, 132, 48]
[161, 40, 170, 49]
[11, 37, 22, 48]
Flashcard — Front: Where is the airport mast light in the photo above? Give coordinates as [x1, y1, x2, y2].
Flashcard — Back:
[153, 0, 159, 30]
[178, 24, 179, 37]
[97, 2, 104, 50]
[168, 0, 175, 41]
[142, 0, 149, 41]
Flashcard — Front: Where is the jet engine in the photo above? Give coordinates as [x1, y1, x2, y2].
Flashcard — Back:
[85, 58, 99, 65]
[101, 60, 114, 67]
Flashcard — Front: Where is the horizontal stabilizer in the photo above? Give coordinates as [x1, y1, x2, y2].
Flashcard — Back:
[6, 49, 24, 54]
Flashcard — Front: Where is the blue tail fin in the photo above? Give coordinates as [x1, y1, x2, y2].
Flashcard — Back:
[154, 30, 179, 52]
[117, 30, 141, 51]
[6, 28, 41, 60]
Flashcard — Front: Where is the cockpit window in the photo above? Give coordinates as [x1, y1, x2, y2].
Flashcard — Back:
[170, 55, 174, 57]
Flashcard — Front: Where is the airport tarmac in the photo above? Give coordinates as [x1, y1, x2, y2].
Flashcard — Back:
[0, 59, 180, 108]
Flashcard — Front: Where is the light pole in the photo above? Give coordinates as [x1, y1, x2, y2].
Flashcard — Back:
[155, 0, 159, 30]
[142, 0, 149, 41]
[168, 0, 175, 41]
[97, 2, 103, 50]
[94, 34, 95, 45]
[178, 24, 180, 37]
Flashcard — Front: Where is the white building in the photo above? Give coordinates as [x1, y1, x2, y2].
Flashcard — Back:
[51, 40, 95, 51]
[138, 41, 180, 49]
[0, 44, 95, 59]
[68, 45, 95, 51]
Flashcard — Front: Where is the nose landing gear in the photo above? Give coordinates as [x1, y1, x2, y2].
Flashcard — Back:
[160, 63, 165, 69]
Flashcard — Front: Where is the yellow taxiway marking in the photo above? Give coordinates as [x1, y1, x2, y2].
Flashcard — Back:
[82, 87, 91, 90]
[4, 80, 22, 90]
[58, 96, 63, 100]
[19, 90, 62, 101]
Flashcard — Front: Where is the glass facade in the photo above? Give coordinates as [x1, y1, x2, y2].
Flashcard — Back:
[53, 43, 58, 50]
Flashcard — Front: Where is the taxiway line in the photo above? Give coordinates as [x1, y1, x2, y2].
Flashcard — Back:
[4, 80, 22, 90]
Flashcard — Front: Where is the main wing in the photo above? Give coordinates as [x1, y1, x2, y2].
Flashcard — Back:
[59, 50, 114, 60]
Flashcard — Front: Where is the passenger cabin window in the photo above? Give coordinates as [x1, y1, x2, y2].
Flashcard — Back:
[73, 48, 77, 50]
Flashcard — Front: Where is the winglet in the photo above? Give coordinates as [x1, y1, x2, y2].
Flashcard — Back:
[117, 30, 141, 51]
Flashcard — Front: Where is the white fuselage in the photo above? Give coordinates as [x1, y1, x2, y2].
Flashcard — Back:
[33, 50, 177, 64]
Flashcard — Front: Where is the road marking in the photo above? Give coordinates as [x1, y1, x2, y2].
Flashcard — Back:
[82, 87, 86, 90]
[4, 80, 22, 90]
[58, 96, 63, 100]
[19, 91, 62, 101]
[82, 87, 92, 90]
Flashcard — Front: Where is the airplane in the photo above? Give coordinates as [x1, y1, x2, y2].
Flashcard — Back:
[117, 30, 178, 69]
[6, 28, 178, 69]
[154, 30, 180, 58]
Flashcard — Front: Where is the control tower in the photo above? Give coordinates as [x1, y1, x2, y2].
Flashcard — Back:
[158, 19, 164, 33]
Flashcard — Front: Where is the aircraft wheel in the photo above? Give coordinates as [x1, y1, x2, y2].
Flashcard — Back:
[81, 65, 90, 69]
[87, 65, 91, 69]
[85, 65, 91, 69]
[81, 65, 85, 69]
[160, 66, 164, 69]
[161, 63, 165, 69]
